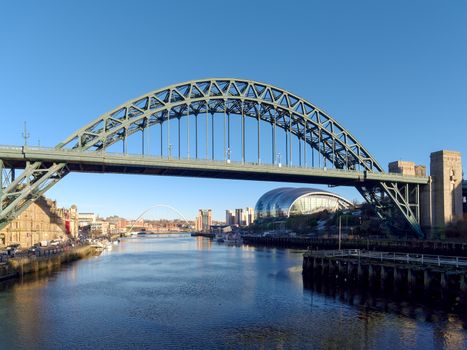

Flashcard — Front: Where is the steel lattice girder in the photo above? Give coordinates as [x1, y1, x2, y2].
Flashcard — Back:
[0, 79, 424, 236]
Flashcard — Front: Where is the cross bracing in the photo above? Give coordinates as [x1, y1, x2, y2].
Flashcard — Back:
[0, 79, 428, 237]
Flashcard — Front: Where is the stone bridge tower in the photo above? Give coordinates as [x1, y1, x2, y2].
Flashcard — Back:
[390, 150, 463, 238]
[430, 150, 463, 234]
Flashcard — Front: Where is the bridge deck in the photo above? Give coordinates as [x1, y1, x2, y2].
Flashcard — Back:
[0, 146, 429, 186]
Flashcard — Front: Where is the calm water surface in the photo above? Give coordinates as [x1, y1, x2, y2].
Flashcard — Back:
[0, 235, 466, 350]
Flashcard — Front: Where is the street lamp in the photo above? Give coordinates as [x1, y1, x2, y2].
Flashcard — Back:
[338, 212, 342, 251]
[168, 144, 173, 159]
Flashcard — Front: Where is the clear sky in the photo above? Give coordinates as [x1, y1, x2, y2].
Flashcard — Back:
[1, 0, 466, 221]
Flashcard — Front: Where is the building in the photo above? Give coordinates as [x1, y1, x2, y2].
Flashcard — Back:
[232, 207, 255, 226]
[246, 207, 255, 225]
[78, 212, 96, 228]
[235, 209, 245, 226]
[0, 197, 78, 248]
[463, 180, 467, 214]
[255, 187, 352, 220]
[90, 221, 110, 236]
[195, 209, 212, 232]
[225, 210, 236, 225]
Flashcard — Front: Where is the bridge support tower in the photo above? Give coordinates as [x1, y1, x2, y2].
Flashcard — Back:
[429, 150, 463, 238]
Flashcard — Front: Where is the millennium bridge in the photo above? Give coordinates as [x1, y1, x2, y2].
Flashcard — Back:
[0, 79, 429, 236]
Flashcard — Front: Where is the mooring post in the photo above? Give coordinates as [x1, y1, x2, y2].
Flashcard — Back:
[357, 262, 363, 282]
[460, 274, 467, 303]
[368, 264, 374, 287]
[407, 269, 415, 290]
[347, 262, 353, 281]
[460, 274, 467, 294]
[324, 258, 329, 276]
[424, 270, 431, 290]
[381, 265, 387, 289]
[440, 272, 447, 290]
[331, 259, 336, 276]
[394, 267, 401, 291]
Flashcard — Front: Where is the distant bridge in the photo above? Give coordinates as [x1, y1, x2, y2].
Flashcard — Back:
[0, 79, 429, 236]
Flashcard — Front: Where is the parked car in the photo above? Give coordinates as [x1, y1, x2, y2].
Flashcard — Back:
[28, 244, 41, 253]
[50, 240, 61, 247]
[6, 244, 21, 256]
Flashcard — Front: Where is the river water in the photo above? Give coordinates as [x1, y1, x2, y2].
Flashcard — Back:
[0, 235, 466, 350]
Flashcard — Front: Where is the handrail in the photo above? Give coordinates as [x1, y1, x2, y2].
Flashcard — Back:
[306, 249, 467, 268]
[0, 145, 429, 179]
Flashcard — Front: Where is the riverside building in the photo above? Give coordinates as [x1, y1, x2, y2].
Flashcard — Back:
[0, 196, 78, 248]
[195, 209, 212, 232]
[255, 187, 352, 220]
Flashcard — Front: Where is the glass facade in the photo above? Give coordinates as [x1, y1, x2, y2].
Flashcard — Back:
[255, 187, 351, 219]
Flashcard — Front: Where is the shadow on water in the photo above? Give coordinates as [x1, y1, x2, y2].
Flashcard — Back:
[0, 253, 98, 293]
[302, 273, 467, 329]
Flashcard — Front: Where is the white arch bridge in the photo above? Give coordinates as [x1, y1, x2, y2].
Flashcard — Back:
[0, 79, 429, 237]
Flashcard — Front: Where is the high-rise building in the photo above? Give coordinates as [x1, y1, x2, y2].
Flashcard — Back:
[225, 210, 236, 225]
[195, 209, 212, 232]
[235, 209, 245, 226]
[246, 207, 255, 225]
[232, 207, 255, 226]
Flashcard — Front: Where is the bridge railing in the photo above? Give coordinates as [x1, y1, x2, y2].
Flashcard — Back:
[307, 249, 467, 268]
[0, 145, 429, 179]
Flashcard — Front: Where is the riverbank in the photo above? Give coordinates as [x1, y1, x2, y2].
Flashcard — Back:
[190, 232, 215, 238]
[243, 235, 467, 256]
[0, 245, 97, 282]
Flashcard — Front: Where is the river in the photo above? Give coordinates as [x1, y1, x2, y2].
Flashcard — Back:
[0, 235, 466, 349]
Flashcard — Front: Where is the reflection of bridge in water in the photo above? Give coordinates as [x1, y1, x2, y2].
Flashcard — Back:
[0, 79, 428, 236]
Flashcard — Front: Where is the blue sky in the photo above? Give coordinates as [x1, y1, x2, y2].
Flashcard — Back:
[1, 0, 466, 221]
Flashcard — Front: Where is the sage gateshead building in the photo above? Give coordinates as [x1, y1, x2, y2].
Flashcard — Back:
[254, 187, 352, 220]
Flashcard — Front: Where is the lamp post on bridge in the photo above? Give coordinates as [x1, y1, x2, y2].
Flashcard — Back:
[168, 144, 173, 159]
[22, 121, 30, 147]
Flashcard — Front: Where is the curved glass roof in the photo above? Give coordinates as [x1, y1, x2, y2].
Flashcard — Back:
[255, 187, 352, 219]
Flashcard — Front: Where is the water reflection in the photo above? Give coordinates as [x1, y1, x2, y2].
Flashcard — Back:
[0, 236, 466, 350]
[303, 276, 467, 349]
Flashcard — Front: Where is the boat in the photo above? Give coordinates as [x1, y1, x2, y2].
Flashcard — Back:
[215, 229, 242, 244]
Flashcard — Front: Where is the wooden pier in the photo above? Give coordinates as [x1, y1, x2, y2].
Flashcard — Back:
[302, 249, 467, 305]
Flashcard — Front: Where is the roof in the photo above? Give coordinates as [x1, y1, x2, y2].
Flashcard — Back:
[255, 187, 352, 218]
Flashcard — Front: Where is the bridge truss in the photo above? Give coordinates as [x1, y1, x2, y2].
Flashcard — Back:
[0, 79, 428, 236]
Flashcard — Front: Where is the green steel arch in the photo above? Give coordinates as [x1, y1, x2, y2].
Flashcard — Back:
[0, 78, 423, 236]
